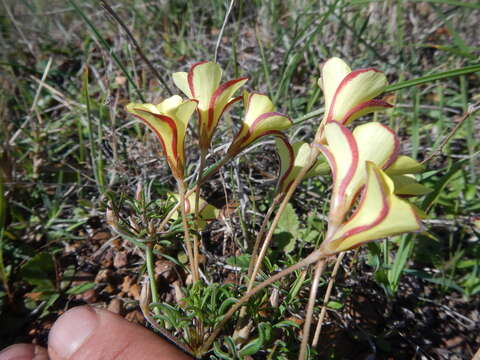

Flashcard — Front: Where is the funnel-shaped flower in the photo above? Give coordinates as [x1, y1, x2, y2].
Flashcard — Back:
[172, 61, 248, 152]
[227, 92, 292, 157]
[316, 58, 392, 141]
[318, 121, 400, 227]
[320, 161, 422, 255]
[126, 96, 197, 181]
[275, 138, 329, 195]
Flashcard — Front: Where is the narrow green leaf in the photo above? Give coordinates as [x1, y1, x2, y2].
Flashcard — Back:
[350, 0, 480, 10]
[386, 64, 480, 92]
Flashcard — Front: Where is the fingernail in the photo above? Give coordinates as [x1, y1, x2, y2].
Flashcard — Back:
[49, 306, 98, 359]
[0, 344, 34, 360]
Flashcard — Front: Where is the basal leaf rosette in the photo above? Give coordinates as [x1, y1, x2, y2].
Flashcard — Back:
[275, 138, 329, 196]
[227, 92, 292, 158]
[315, 58, 392, 142]
[318, 121, 400, 229]
[172, 61, 248, 152]
[320, 161, 422, 256]
[126, 95, 197, 181]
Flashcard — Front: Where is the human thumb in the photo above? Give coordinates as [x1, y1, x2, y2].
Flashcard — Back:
[48, 306, 191, 360]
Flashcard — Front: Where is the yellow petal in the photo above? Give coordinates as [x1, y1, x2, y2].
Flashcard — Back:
[173, 99, 198, 162]
[172, 72, 192, 98]
[327, 68, 388, 123]
[321, 162, 421, 255]
[320, 121, 399, 225]
[319, 58, 351, 116]
[276, 139, 329, 195]
[156, 95, 183, 115]
[341, 99, 393, 125]
[319, 122, 358, 218]
[189, 61, 223, 110]
[244, 92, 276, 125]
[126, 98, 197, 180]
[209, 77, 248, 134]
[171, 192, 219, 230]
[385, 155, 425, 175]
[228, 93, 291, 156]
[183, 62, 247, 151]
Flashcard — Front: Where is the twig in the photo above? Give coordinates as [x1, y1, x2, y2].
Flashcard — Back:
[298, 259, 327, 360]
[312, 252, 345, 347]
[99, 0, 173, 96]
[421, 102, 480, 164]
[214, 0, 235, 62]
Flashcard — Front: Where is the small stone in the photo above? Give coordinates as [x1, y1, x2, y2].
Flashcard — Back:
[95, 269, 112, 283]
[92, 231, 110, 241]
[125, 310, 144, 324]
[107, 298, 123, 314]
[113, 251, 128, 268]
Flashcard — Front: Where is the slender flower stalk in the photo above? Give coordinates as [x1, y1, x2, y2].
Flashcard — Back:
[173, 61, 248, 270]
[298, 259, 326, 360]
[126, 96, 199, 281]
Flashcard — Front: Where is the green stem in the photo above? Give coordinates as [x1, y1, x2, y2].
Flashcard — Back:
[247, 146, 321, 293]
[199, 248, 325, 355]
[158, 155, 232, 232]
[246, 195, 281, 280]
[193, 150, 208, 284]
[178, 180, 199, 283]
[145, 245, 160, 316]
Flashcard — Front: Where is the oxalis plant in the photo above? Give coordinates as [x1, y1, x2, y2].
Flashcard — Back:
[113, 58, 433, 359]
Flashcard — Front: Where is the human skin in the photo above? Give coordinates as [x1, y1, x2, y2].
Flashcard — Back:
[0, 306, 192, 360]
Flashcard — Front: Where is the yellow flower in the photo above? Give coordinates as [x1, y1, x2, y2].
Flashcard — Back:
[316, 57, 392, 142]
[275, 138, 329, 196]
[126, 95, 197, 181]
[227, 92, 292, 157]
[320, 161, 422, 255]
[172, 61, 248, 152]
[317, 121, 423, 255]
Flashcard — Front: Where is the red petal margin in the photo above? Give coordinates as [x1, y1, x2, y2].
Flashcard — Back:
[275, 137, 295, 193]
[133, 109, 179, 167]
[334, 122, 359, 204]
[329, 165, 390, 245]
[326, 68, 383, 122]
[208, 77, 249, 130]
[187, 61, 209, 98]
[235, 112, 291, 148]
[378, 123, 400, 169]
[339, 99, 393, 125]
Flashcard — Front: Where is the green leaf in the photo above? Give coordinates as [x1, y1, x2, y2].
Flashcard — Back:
[274, 203, 300, 253]
[422, 160, 467, 211]
[66, 282, 96, 295]
[238, 337, 264, 357]
[20, 252, 55, 291]
[350, 0, 480, 10]
[327, 300, 343, 310]
[385, 64, 480, 92]
[226, 254, 251, 270]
